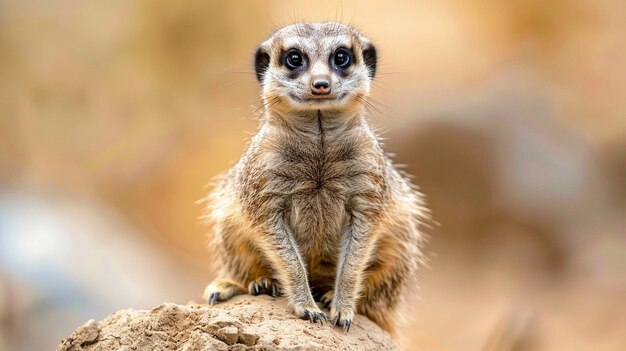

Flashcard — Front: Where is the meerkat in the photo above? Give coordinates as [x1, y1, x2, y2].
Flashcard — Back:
[202, 22, 427, 334]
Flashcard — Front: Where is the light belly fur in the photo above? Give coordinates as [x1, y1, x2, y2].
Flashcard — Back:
[287, 187, 348, 282]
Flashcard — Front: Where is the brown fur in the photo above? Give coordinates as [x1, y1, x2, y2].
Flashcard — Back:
[202, 22, 428, 335]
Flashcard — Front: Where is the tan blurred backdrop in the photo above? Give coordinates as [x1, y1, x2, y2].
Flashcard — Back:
[0, 1, 625, 350]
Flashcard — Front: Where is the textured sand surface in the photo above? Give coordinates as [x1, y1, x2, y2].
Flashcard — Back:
[57, 295, 399, 350]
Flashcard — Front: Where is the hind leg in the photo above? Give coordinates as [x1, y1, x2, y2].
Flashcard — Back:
[248, 276, 281, 297]
[357, 268, 405, 334]
[357, 280, 401, 334]
[205, 228, 272, 304]
[203, 278, 246, 305]
[205, 273, 279, 305]
[319, 290, 334, 309]
[359, 233, 420, 334]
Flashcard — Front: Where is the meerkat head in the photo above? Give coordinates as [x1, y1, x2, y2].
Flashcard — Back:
[254, 22, 377, 112]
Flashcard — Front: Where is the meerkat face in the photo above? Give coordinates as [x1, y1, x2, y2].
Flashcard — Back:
[254, 22, 377, 112]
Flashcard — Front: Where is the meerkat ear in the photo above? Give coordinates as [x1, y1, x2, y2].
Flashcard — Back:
[362, 43, 377, 79]
[254, 46, 270, 83]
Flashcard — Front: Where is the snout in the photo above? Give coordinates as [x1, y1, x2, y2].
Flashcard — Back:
[311, 78, 331, 95]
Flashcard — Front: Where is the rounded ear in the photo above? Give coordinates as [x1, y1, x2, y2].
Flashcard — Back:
[254, 46, 270, 83]
[361, 43, 377, 79]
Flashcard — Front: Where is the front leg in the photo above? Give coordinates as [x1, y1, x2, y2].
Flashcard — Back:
[331, 212, 377, 331]
[258, 214, 326, 323]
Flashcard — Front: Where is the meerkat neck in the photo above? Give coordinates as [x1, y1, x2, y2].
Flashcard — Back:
[264, 108, 366, 132]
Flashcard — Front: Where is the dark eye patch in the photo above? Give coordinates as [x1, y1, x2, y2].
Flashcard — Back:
[281, 49, 307, 76]
[330, 47, 354, 78]
[333, 48, 353, 69]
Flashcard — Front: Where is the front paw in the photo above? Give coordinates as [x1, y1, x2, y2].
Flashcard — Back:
[294, 302, 327, 324]
[330, 304, 354, 332]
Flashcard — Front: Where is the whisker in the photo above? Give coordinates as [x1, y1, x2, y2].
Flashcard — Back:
[356, 95, 382, 115]
[252, 96, 280, 115]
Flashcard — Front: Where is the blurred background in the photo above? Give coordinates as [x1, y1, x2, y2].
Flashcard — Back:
[0, 1, 624, 350]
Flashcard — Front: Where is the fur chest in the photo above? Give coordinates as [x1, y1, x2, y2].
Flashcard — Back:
[239, 113, 386, 259]
[261, 116, 382, 257]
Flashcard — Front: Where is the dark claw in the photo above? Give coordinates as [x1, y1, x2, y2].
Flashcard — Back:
[314, 312, 327, 324]
[301, 310, 327, 324]
[331, 313, 352, 332]
[321, 297, 331, 309]
[261, 278, 269, 289]
[208, 292, 220, 305]
[271, 284, 277, 297]
[251, 282, 260, 295]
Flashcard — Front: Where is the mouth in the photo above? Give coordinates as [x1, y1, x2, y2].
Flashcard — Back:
[289, 93, 348, 104]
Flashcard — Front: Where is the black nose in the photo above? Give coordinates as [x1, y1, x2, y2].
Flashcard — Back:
[311, 79, 331, 95]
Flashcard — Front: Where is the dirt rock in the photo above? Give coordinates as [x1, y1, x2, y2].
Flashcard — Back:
[57, 295, 400, 350]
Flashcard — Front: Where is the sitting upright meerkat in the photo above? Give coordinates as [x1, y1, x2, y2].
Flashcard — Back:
[203, 22, 427, 333]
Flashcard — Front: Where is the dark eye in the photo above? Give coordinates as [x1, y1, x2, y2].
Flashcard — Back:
[333, 48, 352, 69]
[285, 50, 304, 70]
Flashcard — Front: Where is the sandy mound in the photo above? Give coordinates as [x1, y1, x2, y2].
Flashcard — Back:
[57, 295, 399, 350]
